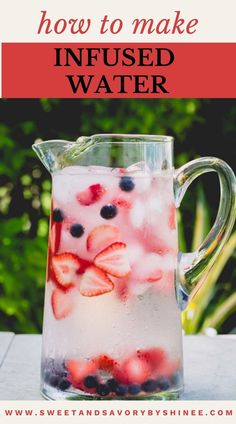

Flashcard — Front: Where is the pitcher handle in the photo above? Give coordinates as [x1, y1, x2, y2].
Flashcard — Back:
[174, 157, 236, 309]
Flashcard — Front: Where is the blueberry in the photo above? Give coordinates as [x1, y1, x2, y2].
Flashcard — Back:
[58, 378, 71, 391]
[115, 384, 128, 396]
[128, 384, 141, 395]
[70, 223, 85, 238]
[84, 375, 99, 389]
[100, 204, 117, 220]
[97, 384, 110, 396]
[52, 208, 64, 222]
[119, 176, 135, 192]
[53, 363, 67, 378]
[49, 374, 60, 387]
[141, 379, 158, 393]
[156, 377, 170, 391]
[107, 378, 118, 392]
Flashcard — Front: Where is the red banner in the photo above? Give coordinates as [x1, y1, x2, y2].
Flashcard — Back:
[2, 43, 236, 98]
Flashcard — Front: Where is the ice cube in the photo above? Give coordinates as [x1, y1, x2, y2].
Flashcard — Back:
[129, 199, 145, 228]
[127, 243, 144, 265]
[146, 196, 164, 216]
[134, 253, 163, 280]
[126, 161, 150, 174]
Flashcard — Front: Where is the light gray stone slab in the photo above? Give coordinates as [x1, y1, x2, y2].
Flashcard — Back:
[183, 335, 236, 400]
[0, 332, 14, 367]
[0, 334, 235, 400]
[0, 335, 41, 400]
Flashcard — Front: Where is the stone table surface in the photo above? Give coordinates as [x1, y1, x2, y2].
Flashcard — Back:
[0, 333, 235, 400]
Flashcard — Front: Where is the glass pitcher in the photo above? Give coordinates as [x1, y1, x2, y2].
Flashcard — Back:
[33, 134, 236, 400]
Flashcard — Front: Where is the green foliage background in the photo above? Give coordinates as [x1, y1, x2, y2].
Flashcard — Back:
[0, 98, 235, 334]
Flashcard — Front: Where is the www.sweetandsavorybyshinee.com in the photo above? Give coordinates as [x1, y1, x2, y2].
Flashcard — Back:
[1, 407, 234, 417]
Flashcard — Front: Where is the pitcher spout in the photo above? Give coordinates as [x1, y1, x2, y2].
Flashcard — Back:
[32, 137, 95, 173]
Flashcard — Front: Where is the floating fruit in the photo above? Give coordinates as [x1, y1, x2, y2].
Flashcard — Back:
[77, 183, 106, 206]
[79, 265, 114, 297]
[119, 176, 135, 192]
[100, 204, 118, 219]
[51, 252, 88, 289]
[66, 359, 97, 386]
[52, 208, 64, 222]
[94, 354, 116, 372]
[70, 223, 85, 238]
[114, 356, 151, 385]
[94, 242, 131, 278]
[51, 289, 74, 320]
[137, 347, 166, 372]
[87, 224, 120, 253]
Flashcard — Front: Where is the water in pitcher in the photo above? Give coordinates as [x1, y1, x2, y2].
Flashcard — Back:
[41, 162, 183, 399]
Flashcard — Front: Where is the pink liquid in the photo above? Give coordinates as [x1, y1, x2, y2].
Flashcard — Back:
[41, 165, 183, 399]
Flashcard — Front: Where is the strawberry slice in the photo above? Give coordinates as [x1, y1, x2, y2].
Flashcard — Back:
[94, 354, 116, 372]
[79, 265, 114, 297]
[87, 225, 120, 253]
[155, 358, 180, 378]
[115, 278, 130, 302]
[66, 359, 98, 387]
[114, 356, 151, 385]
[51, 288, 74, 320]
[51, 253, 90, 290]
[137, 348, 166, 372]
[94, 242, 131, 278]
[47, 255, 58, 284]
[77, 183, 106, 206]
[50, 222, 62, 254]
[112, 198, 131, 209]
[168, 203, 176, 230]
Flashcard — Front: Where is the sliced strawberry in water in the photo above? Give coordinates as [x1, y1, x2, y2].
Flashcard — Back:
[145, 270, 163, 283]
[94, 354, 116, 372]
[137, 347, 167, 372]
[79, 265, 114, 297]
[155, 358, 180, 378]
[168, 203, 176, 230]
[51, 288, 74, 320]
[114, 356, 151, 385]
[94, 242, 131, 278]
[115, 278, 130, 302]
[77, 183, 106, 206]
[46, 247, 52, 282]
[87, 225, 120, 253]
[52, 252, 87, 289]
[47, 259, 58, 285]
[113, 363, 129, 385]
[50, 222, 62, 254]
[112, 198, 132, 209]
[66, 359, 98, 386]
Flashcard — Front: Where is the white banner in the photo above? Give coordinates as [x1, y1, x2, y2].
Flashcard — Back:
[0, 401, 235, 424]
[0, 0, 235, 43]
